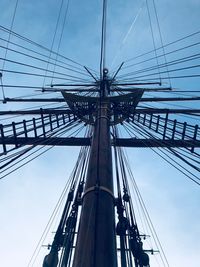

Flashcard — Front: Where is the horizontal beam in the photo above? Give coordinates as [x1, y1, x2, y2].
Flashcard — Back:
[0, 109, 73, 115]
[5, 94, 189, 103]
[1, 108, 200, 116]
[111, 87, 171, 92]
[50, 83, 95, 87]
[113, 82, 161, 86]
[4, 97, 65, 103]
[140, 96, 200, 102]
[1, 85, 98, 91]
[114, 138, 200, 148]
[3, 96, 200, 105]
[5, 95, 200, 104]
[0, 137, 199, 148]
[50, 82, 161, 87]
[134, 108, 200, 114]
[0, 137, 91, 146]
[43, 88, 99, 93]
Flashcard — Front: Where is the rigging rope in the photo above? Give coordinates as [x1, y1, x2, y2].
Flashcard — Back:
[124, 29, 200, 63]
[123, 122, 200, 186]
[0, 24, 87, 68]
[0, 121, 83, 179]
[118, 53, 200, 79]
[51, 0, 71, 85]
[113, 126, 170, 267]
[100, 0, 107, 78]
[152, 0, 172, 87]
[0, 0, 19, 100]
[0, 36, 91, 75]
[27, 144, 90, 266]
[146, 0, 161, 84]
[42, 0, 66, 87]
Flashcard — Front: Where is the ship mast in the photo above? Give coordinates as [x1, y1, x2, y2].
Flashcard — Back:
[72, 68, 117, 267]
[0, 1, 199, 267]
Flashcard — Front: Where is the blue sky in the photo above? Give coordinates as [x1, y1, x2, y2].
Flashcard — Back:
[0, 0, 199, 266]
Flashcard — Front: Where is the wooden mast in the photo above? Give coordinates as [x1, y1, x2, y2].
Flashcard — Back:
[72, 69, 117, 267]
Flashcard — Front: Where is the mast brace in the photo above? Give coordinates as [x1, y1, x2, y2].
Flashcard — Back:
[82, 186, 115, 199]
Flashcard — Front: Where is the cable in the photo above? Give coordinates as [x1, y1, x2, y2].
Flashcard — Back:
[117, 73, 200, 83]
[145, 0, 161, 83]
[1, 0, 19, 99]
[100, 0, 107, 78]
[118, 53, 200, 79]
[0, 68, 90, 82]
[43, 0, 66, 87]
[113, 126, 170, 266]
[124, 29, 200, 63]
[123, 122, 200, 185]
[0, 38, 91, 75]
[128, 168, 170, 267]
[0, 24, 94, 71]
[0, 120, 81, 178]
[118, 63, 200, 82]
[132, 119, 200, 172]
[0, 57, 91, 82]
[152, 0, 171, 87]
[51, 0, 71, 84]
[122, 41, 200, 75]
[27, 177, 73, 267]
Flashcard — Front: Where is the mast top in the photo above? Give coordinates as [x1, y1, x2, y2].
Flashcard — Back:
[100, 68, 110, 97]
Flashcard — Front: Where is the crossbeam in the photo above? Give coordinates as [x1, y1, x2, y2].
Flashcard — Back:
[0, 109, 72, 115]
[1, 108, 200, 116]
[3, 96, 200, 103]
[114, 138, 200, 148]
[134, 108, 200, 114]
[0, 137, 199, 148]
[140, 96, 200, 102]
[4, 98, 65, 103]
[0, 137, 90, 146]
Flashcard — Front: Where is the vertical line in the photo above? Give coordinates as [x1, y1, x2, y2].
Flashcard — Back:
[103, 0, 107, 70]
[33, 118, 37, 137]
[0, 124, 6, 154]
[23, 120, 28, 138]
[146, 0, 161, 84]
[152, 0, 172, 88]
[1, 0, 19, 99]
[12, 122, 18, 147]
[42, 0, 65, 88]
[163, 112, 168, 140]
[100, 0, 107, 79]
[51, 0, 71, 85]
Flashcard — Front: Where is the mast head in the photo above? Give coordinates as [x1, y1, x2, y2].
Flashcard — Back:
[103, 68, 109, 76]
[100, 68, 109, 97]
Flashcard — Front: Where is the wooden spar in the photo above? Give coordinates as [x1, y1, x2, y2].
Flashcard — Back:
[72, 71, 117, 267]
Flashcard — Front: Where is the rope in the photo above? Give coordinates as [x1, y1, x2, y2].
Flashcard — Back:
[100, 0, 107, 78]
[51, 0, 71, 85]
[1, 0, 19, 100]
[146, 0, 161, 84]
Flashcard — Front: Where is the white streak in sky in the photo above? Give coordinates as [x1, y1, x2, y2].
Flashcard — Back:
[111, 1, 144, 69]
